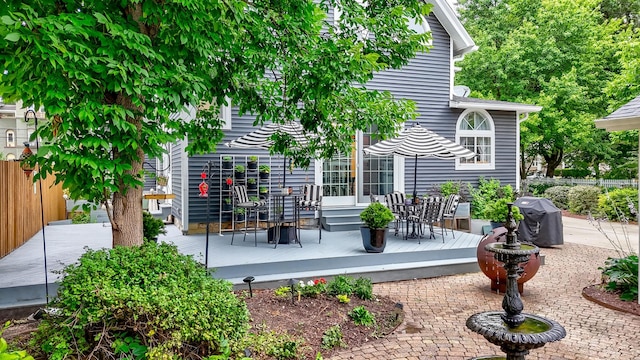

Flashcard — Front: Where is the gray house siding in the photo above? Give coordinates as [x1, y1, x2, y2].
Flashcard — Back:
[170, 139, 184, 223]
[367, 15, 518, 194]
[176, 11, 520, 229]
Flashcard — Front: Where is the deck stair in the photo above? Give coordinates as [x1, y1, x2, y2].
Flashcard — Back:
[321, 206, 367, 232]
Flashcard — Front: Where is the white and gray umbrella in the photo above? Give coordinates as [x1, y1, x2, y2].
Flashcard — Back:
[363, 123, 476, 199]
[226, 121, 315, 187]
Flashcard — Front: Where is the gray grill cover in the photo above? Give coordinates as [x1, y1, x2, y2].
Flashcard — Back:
[514, 197, 564, 247]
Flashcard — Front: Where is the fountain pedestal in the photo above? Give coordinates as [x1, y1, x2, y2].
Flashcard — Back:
[466, 204, 565, 360]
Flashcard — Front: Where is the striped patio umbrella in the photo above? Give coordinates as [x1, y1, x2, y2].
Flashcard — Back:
[363, 123, 476, 200]
[226, 121, 315, 187]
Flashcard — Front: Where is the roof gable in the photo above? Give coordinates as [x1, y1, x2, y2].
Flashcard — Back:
[426, 0, 476, 57]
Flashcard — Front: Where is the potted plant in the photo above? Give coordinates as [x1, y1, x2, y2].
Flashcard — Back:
[222, 156, 233, 169]
[247, 177, 257, 190]
[248, 155, 258, 170]
[483, 198, 524, 228]
[359, 202, 395, 253]
[259, 186, 269, 195]
[223, 197, 233, 211]
[235, 164, 246, 179]
[259, 164, 270, 179]
[234, 207, 246, 222]
[156, 175, 168, 187]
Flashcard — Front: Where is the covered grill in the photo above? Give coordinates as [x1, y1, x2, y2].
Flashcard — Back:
[514, 197, 564, 247]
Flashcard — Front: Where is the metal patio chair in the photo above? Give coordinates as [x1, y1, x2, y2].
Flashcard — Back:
[232, 185, 268, 246]
[296, 184, 323, 243]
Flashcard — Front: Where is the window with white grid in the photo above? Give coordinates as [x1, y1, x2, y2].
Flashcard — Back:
[455, 109, 495, 170]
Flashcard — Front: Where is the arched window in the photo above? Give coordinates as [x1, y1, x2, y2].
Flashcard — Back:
[6, 130, 15, 147]
[455, 109, 495, 170]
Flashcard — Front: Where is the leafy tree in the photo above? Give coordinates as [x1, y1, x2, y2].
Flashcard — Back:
[0, 0, 431, 246]
[457, 0, 624, 177]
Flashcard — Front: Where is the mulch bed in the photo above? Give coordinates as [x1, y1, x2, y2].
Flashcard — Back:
[582, 284, 640, 316]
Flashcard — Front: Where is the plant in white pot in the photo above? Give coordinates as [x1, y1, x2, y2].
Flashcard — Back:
[360, 202, 395, 253]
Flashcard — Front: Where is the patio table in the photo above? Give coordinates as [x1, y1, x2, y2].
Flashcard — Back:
[269, 192, 303, 248]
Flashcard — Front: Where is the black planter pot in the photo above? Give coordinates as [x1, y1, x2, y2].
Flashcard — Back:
[247, 161, 258, 170]
[222, 161, 233, 169]
[236, 214, 245, 222]
[223, 203, 233, 212]
[235, 171, 245, 179]
[360, 226, 387, 253]
[248, 182, 257, 190]
[259, 172, 269, 180]
[258, 212, 268, 221]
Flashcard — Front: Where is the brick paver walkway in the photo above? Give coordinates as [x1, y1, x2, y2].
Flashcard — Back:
[331, 243, 640, 360]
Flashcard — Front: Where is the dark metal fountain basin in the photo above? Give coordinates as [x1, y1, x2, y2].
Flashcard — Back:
[467, 311, 566, 354]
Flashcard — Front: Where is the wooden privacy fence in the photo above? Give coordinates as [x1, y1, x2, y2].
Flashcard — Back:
[0, 161, 66, 258]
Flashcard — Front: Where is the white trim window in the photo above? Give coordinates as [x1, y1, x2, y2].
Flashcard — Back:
[6, 130, 15, 147]
[455, 109, 495, 170]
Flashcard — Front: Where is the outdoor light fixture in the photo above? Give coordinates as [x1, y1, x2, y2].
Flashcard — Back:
[287, 278, 298, 304]
[22, 109, 50, 304]
[243, 276, 255, 298]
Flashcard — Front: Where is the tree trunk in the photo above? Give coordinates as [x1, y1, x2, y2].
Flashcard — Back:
[544, 150, 563, 178]
[112, 185, 144, 247]
[111, 92, 145, 247]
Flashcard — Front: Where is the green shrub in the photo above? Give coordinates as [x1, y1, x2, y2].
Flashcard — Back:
[525, 181, 558, 196]
[543, 186, 572, 210]
[321, 325, 345, 349]
[348, 306, 375, 327]
[468, 178, 515, 219]
[597, 188, 638, 221]
[353, 277, 373, 300]
[439, 181, 460, 197]
[243, 324, 303, 360]
[71, 211, 91, 224]
[32, 243, 250, 359]
[483, 198, 524, 223]
[142, 211, 167, 242]
[567, 185, 601, 215]
[599, 255, 639, 302]
[327, 275, 355, 296]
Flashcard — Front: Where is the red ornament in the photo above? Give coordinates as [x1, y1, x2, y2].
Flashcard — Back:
[226, 178, 233, 186]
[199, 180, 209, 197]
[201, 172, 207, 179]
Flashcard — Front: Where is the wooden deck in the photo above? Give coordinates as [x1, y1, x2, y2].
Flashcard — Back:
[0, 223, 483, 309]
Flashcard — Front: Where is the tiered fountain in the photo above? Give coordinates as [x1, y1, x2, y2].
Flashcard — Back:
[466, 203, 566, 360]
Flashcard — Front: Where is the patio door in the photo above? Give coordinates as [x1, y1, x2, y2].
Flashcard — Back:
[359, 131, 395, 203]
[321, 143, 356, 206]
[321, 130, 397, 206]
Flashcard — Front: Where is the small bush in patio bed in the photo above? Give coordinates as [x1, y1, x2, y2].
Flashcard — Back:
[31, 243, 250, 359]
[599, 254, 639, 302]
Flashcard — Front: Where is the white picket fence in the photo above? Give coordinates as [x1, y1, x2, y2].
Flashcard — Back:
[525, 178, 638, 188]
